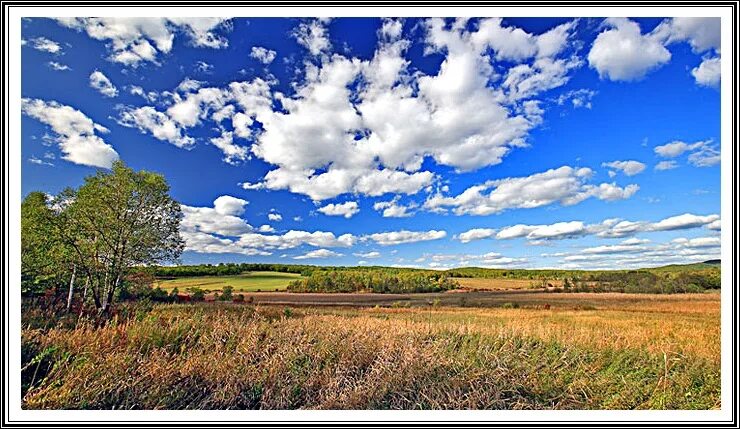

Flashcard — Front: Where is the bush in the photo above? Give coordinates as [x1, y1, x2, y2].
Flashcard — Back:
[219, 286, 233, 301]
[188, 288, 205, 302]
[233, 294, 245, 303]
[501, 302, 519, 309]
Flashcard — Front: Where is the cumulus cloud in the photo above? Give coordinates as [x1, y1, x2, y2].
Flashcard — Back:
[47, 61, 70, 71]
[31, 37, 62, 54]
[460, 212, 720, 244]
[21, 98, 118, 168]
[268, 212, 283, 222]
[89, 70, 118, 97]
[179, 198, 362, 256]
[456, 228, 497, 243]
[366, 230, 447, 246]
[373, 197, 415, 218]
[654, 139, 719, 167]
[602, 160, 646, 176]
[120, 18, 582, 201]
[692, 56, 721, 88]
[588, 18, 671, 81]
[293, 249, 343, 260]
[353, 251, 381, 258]
[424, 166, 639, 216]
[293, 19, 331, 55]
[655, 160, 678, 171]
[56, 17, 229, 66]
[553, 234, 720, 269]
[497, 221, 587, 241]
[653, 17, 720, 53]
[213, 195, 248, 216]
[317, 201, 360, 218]
[250, 46, 277, 64]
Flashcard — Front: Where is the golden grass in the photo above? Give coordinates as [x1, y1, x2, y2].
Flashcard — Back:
[21, 292, 720, 410]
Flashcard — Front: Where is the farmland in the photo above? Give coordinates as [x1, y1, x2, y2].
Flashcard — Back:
[154, 271, 302, 292]
[22, 291, 720, 410]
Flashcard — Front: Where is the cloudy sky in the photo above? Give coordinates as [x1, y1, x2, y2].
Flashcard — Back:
[20, 16, 721, 269]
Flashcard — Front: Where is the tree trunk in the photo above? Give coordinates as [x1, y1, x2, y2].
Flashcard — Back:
[102, 274, 121, 314]
[79, 276, 90, 318]
[66, 265, 77, 313]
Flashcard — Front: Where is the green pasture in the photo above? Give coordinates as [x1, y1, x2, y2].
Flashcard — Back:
[155, 271, 302, 292]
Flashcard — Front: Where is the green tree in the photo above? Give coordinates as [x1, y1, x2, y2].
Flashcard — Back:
[54, 161, 184, 313]
[21, 192, 66, 295]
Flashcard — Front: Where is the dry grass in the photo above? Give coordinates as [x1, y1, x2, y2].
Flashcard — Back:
[21, 293, 720, 410]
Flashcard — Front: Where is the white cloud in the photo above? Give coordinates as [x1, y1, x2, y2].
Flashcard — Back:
[654, 139, 719, 167]
[651, 213, 720, 231]
[654, 140, 705, 157]
[47, 61, 70, 71]
[424, 166, 639, 216]
[655, 160, 678, 171]
[56, 17, 229, 66]
[477, 212, 720, 244]
[21, 98, 118, 168]
[456, 228, 497, 243]
[353, 251, 381, 258]
[555, 89, 596, 109]
[180, 198, 362, 256]
[706, 219, 721, 231]
[118, 106, 195, 148]
[181, 197, 253, 237]
[653, 17, 721, 53]
[367, 230, 447, 246]
[116, 18, 583, 202]
[588, 18, 671, 81]
[692, 57, 721, 88]
[497, 221, 587, 241]
[373, 198, 415, 218]
[268, 212, 283, 222]
[601, 160, 646, 176]
[250, 46, 277, 64]
[317, 201, 360, 218]
[31, 37, 62, 54]
[89, 70, 118, 97]
[293, 249, 343, 260]
[213, 195, 248, 216]
[293, 19, 331, 55]
[210, 131, 249, 165]
[28, 156, 54, 166]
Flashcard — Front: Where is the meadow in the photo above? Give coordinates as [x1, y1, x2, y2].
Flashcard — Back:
[154, 271, 302, 292]
[21, 292, 720, 410]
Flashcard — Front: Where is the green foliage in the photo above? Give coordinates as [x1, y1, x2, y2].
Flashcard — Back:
[219, 286, 234, 301]
[22, 161, 184, 312]
[287, 270, 459, 294]
[188, 288, 205, 302]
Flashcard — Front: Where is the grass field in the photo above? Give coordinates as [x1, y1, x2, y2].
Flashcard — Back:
[154, 271, 302, 292]
[22, 292, 719, 410]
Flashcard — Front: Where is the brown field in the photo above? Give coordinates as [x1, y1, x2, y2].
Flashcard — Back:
[22, 291, 720, 410]
[452, 277, 563, 290]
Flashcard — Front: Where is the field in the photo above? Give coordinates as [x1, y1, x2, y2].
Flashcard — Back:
[154, 271, 302, 292]
[453, 277, 562, 290]
[21, 291, 720, 410]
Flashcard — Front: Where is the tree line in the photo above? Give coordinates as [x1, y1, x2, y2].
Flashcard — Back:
[286, 270, 459, 293]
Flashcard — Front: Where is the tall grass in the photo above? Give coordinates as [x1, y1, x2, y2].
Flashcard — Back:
[22, 303, 719, 410]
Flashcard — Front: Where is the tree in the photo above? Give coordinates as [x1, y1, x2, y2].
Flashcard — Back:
[21, 192, 76, 299]
[56, 161, 184, 313]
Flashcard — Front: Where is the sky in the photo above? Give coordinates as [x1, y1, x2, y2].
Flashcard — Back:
[20, 16, 722, 270]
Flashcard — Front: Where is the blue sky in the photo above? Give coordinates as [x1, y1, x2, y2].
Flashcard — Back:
[20, 17, 722, 269]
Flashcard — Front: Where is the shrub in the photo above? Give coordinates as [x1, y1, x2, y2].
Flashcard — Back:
[188, 288, 205, 302]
